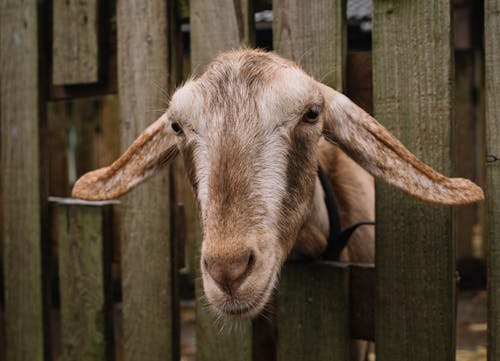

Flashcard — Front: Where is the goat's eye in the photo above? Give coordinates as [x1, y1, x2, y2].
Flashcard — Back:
[304, 106, 320, 122]
[171, 121, 182, 134]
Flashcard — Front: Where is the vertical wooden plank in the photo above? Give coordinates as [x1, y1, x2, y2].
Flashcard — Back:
[373, 2, 455, 360]
[273, 2, 349, 360]
[277, 262, 349, 361]
[55, 201, 114, 361]
[0, 1, 44, 360]
[485, 1, 500, 359]
[189, 2, 254, 360]
[116, 1, 174, 361]
[52, 0, 99, 85]
[273, 0, 346, 91]
[190, 0, 254, 75]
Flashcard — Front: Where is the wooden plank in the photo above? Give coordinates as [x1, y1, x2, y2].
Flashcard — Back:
[273, 0, 346, 90]
[277, 261, 349, 361]
[349, 264, 375, 341]
[373, 2, 455, 360]
[116, 1, 174, 361]
[52, 0, 99, 85]
[273, 2, 349, 359]
[55, 202, 113, 361]
[485, 0, 500, 359]
[0, 1, 44, 360]
[190, 0, 254, 75]
[189, 2, 255, 360]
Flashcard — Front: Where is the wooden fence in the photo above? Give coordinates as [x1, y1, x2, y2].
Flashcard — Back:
[0, 1, 498, 361]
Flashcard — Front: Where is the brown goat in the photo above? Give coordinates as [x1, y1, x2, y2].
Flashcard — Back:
[73, 49, 482, 326]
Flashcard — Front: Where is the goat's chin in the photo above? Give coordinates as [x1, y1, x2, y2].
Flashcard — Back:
[202, 262, 280, 320]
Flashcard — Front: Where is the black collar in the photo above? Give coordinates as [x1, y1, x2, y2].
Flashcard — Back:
[317, 166, 375, 260]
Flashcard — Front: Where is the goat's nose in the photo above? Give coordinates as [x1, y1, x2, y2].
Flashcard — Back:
[204, 251, 254, 294]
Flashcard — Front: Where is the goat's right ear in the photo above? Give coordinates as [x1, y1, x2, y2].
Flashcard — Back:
[318, 82, 484, 205]
[72, 113, 179, 200]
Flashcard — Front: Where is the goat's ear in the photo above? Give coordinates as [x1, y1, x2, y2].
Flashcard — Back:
[72, 113, 178, 200]
[318, 83, 484, 205]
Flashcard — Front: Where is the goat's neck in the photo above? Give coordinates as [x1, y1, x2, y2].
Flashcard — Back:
[290, 139, 376, 263]
[289, 177, 330, 259]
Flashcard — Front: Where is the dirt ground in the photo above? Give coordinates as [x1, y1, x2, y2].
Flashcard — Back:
[456, 290, 487, 361]
[180, 290, 488, 361]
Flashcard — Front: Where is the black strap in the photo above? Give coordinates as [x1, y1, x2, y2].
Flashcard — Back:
[317, 166, 375, 260]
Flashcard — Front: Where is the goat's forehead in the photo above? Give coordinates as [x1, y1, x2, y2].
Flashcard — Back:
[168, 63, 320, 129]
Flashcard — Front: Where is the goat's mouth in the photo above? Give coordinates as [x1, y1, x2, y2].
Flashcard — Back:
[207, 269, 279, 319]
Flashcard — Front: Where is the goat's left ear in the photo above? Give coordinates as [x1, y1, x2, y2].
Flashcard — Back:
[318, 82, 484, 205]
[72, 112, 179, 200]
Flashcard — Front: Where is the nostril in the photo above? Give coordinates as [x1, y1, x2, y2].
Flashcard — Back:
[227, 251, 253, 282]
[203, 250, 255, 294]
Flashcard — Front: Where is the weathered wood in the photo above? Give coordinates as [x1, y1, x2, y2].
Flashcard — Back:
[349, 264, 375, 341]
[189, 2, 255, 360]
[52, 0, 99, 85]
[117, 1, 174, 360]
[277, 261, 349, 361]
[272, 2, 349, 358]
[0, 1, 44, 360]
[485, 1, 500, 359]
[373, 2, 455, 360]
[273, 0, 346, 90]
[190, 0, 254, 75]
[54, 201, 114, 361]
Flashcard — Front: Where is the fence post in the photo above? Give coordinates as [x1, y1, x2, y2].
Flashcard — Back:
[0, 1, 44, 360]
[52, 0, 99, 85]
[273, 1, 349, 360]
[485, 0, 500, 359]
[277, 262, 350, 361]
[50, 198, 117, 361]
[189, 2, 255, 360]
[373, 1, 455, 360]
[116, 1, 175, 360]
[273, 0, 346, 91]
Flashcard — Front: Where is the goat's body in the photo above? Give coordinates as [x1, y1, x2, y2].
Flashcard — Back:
[293, 140, 375, 264]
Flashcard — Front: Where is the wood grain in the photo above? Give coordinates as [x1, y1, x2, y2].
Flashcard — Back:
[117, 1, 174, 360]
[273, 3, 349, 359]
[52, 0, 99, 85]
[56, 203, 113, 361]
[485, 0, 500, 359]
[373, 1, 455, 360]
[190, 0, 253, 75]
[273, 0, 346, 90]
[0, 1, 44, 360]
[277, 261, 349, 361]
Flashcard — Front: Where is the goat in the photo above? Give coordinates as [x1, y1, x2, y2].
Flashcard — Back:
[72, 49, 483, 326]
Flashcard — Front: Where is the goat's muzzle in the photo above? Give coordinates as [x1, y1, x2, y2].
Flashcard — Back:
[203, 251, 254, 296]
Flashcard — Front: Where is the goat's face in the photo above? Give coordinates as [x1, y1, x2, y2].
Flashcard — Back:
[72, 49, 483, 319]
[168, 53, 325, 317]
